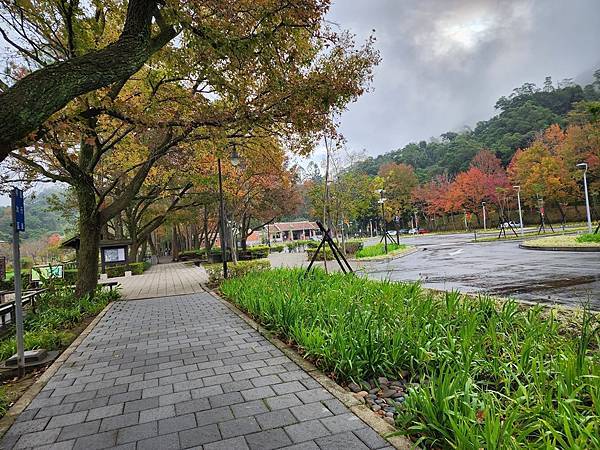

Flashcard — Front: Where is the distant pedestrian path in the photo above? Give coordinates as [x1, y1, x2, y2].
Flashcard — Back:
[1, 293, 390, 450]
[108, 262, 208, 300]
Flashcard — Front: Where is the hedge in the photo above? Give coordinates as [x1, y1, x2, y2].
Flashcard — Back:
[204, 259, 271, 286]
[105, 261, 151, 278]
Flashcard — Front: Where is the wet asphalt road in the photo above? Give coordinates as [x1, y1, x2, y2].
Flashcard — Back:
[361, 233, 600, 310]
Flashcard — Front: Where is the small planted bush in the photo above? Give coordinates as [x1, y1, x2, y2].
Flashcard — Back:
[0, 286, 119, 362]
[204, 259, 271, 286]
[270, 244, 285, 253]
[105, 261, 150, 278]
[355, 243, 406, 258]
[220, 269, 600, 449]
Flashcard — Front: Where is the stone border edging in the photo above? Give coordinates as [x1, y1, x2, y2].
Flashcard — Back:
[204, 288, 413, 450]
[0, 301, 115, 439]
[519, 243, 600, 252]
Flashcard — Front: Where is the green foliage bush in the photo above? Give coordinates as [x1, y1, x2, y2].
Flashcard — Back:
[64, 268, 78, 283]
[0, 272, 31, 291]
[105, 261, 150, 278]
[576, 233, 600, 243]
[270, 244, 285, 253]
[239, 245, 270, 260]
[0, 286, 119, 362]
[355, 243, 406, 258]
[179, 249, 208, 260]
[221, 269, 600, 449]
[306, 240, 363, 260]
[343, 239, 364, 254]
[285, 240, 312, 250]
[204, 259, 271, 286]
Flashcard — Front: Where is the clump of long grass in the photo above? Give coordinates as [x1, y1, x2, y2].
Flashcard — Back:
[0, 286, 119, 362]
[220, 268, 600, 449]
[355, 243, 407, 258]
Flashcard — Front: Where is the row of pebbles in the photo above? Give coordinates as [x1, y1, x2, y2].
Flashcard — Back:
[347, 375, 412, 425]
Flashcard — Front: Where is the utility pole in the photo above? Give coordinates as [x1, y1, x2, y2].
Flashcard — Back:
[482, 202, 487, 231]
[577, 163, 593, 233]
[217, 158, 228, 279]
[514, 186, 524, 237]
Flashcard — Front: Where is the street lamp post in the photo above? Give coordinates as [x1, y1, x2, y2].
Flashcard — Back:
[217, 146, 241, 279]
[481, 201, 487, 231]
[376, 189, 388, 253]
[577, 163, 592, 233]
[513, 185, 524, 237]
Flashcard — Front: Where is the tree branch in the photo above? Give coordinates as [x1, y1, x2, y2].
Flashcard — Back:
[0, 0, 179, 161]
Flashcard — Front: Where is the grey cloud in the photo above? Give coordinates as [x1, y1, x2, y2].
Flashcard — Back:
[326, 0, 600, 156]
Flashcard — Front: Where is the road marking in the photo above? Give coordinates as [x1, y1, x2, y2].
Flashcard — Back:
[449, 249, 463, 256]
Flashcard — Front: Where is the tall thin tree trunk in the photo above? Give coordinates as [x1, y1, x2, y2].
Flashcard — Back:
[172, 225, 179, 261]
[138, 239, 148, 262]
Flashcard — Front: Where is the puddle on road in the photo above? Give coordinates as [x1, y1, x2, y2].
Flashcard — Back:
[487, 275, 599, 295]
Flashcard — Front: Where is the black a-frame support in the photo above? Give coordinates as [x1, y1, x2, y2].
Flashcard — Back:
[304, 221, 353, 276]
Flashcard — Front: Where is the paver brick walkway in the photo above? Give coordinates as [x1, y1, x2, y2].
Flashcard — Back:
[105, 263, 208, 300]
[1, 293, 392, 450]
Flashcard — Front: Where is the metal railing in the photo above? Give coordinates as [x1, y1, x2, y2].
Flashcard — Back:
[0, 289, 47, 337]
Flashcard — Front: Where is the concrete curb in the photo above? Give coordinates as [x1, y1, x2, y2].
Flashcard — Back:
[204, 288, 414, 450]
[0, 302, 114, 439]
[519, 243, 600, 252]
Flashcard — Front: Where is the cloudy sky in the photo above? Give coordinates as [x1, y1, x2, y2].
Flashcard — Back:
[322, 0, 600, 158]
[2, 0, 599, 206]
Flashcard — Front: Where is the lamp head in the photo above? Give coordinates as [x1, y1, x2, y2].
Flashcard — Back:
[230, 146, 240, 167]
[576, 162, 587, 170]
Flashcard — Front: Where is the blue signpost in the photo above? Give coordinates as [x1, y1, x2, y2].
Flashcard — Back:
[11, 187, 25, 375]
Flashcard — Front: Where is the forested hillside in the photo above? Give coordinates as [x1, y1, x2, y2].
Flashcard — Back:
[0, 188, 73, 242]
[354, 72, 600, 180]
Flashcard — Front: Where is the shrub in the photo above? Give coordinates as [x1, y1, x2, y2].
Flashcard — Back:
[64, 269, 78, 283]
[239, 245, 270, 260]
[270, 244, 285, 253]
[105, 261, 151, 278]
[355, 243, 406, 258]
[306, 247, 332, 261]
[286, 240, 312, 250]
[179, 249, 208, 261]
[0, 272, 31, 290]
[343, 239, 364, 254]
[576, 233, 600, 243]
[221, 269, 600, 449]
[0, 286, 119, 362]
[204, 259, 271, 286]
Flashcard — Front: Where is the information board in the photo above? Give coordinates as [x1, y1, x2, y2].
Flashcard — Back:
[31, 265, 64, 282]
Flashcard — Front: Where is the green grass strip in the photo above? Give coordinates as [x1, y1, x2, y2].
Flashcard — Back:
[220, 268, 600, 449]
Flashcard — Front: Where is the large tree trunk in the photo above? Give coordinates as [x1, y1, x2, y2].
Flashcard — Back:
[75, 186, 101, 298]
[0, 0, 180, 161]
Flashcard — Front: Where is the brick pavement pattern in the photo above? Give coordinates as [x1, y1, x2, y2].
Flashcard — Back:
[103, 263, 208, 300]
[1, 293, 392, 450]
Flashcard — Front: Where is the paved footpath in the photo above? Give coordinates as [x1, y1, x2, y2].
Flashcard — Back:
[1, 293, 392, 450]
[104, 263, 208, 300]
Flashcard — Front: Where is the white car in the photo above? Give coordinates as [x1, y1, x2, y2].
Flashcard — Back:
[408, 228, 419, 235]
